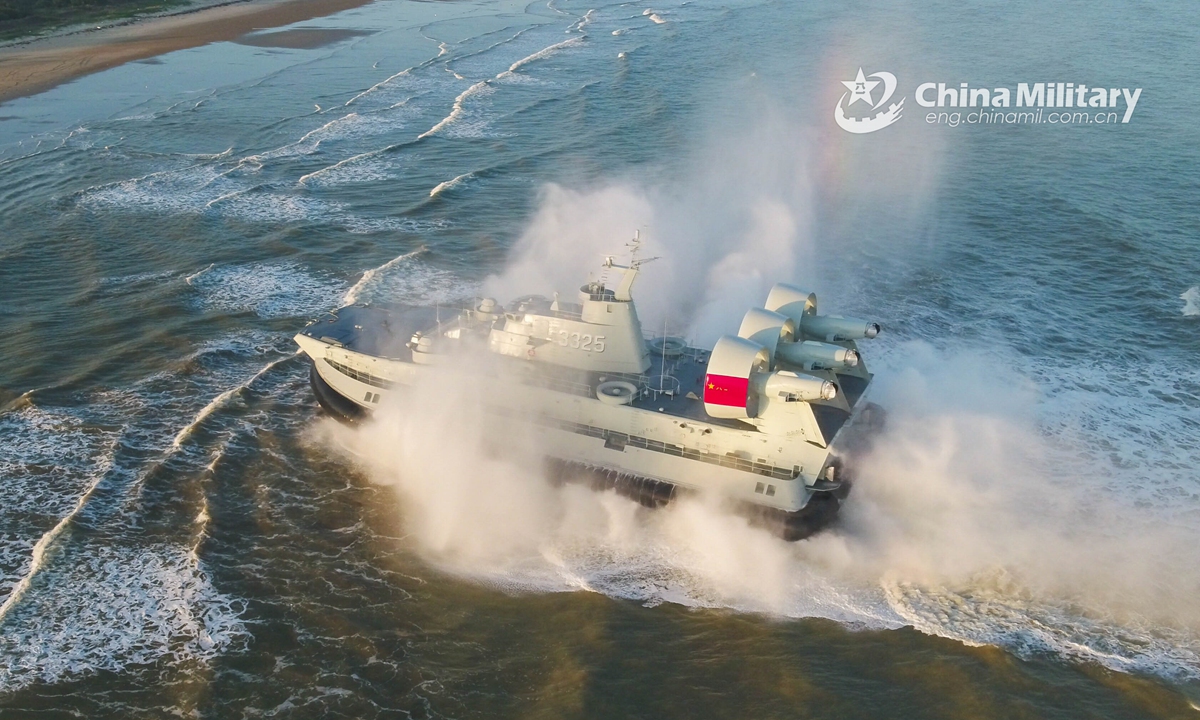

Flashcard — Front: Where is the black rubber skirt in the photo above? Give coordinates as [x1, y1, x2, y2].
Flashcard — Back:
[309, 361, 368, 424]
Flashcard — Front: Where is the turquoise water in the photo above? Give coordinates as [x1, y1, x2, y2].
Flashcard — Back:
[1, 0, 1199, 716]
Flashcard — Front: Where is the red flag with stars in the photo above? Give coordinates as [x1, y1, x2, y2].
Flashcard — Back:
[704, 374, 749, 407]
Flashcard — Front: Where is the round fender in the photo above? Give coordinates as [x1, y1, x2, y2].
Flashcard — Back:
[648, 336, 687, 357]
[596, 380, 638, 406]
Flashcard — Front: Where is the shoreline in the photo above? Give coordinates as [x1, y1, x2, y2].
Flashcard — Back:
[0, 0, 377, 105]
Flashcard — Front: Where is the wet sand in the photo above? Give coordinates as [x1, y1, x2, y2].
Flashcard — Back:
[233, 27, 372, 48]
[0, 0, 377, 104]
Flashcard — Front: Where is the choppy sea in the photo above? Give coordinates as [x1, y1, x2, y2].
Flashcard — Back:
[1, 0, 1199, 716]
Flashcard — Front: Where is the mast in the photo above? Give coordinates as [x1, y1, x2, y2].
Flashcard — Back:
[610, 230, 656, 301]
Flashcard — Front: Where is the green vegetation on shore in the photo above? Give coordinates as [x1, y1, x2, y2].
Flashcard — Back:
[0, 0, 190, 42]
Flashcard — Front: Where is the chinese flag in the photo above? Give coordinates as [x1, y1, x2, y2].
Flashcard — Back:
[704, 374, 749, 407]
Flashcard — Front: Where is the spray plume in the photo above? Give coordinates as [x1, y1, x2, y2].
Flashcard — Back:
[314, 86, 1200, 679]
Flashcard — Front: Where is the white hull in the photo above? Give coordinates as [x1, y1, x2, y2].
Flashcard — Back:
[299, 332, 870, 515]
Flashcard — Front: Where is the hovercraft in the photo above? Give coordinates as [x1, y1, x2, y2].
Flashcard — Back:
[296, 243, 883, 540]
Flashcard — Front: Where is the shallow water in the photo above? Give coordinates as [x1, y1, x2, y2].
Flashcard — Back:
[1, 0, 1199, 717]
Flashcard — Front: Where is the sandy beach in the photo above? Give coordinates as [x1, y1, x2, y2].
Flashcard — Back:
[0, 0, 376, 104]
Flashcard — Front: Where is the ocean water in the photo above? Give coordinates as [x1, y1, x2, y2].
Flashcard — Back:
[1, 0, 1199, 717]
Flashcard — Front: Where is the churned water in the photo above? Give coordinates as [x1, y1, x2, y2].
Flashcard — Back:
[1, 0, 1199, 717]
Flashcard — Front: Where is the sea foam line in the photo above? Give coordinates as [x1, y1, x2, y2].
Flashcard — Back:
[429, 173, 473, 198]
[418, 81, 491, 139]
[569, 8, 596, 32]
[0, 470, 107, 628]
[343, 245, 428, 305]
[420, 35, 585, 139]
[185, 264, 214, 285]
[497, 36, 583, 79]
[297, 144, 397, 185]
[346, 69, 411, 107]
[203, 187, 254, 209]
[171, 353, 298, 449]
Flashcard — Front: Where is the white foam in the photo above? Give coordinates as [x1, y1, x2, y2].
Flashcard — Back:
[419, 32, 585, 140]
[0, 407, 118, 620]
[569, 9, 596, 32]
[0, 543, 247, 692]
[171, 354, 297, 449]
[320, 338, 1200, 682]
[345, 68, 411, 106]
[429, 172, 473, 198]
[882, 576, 1200, 680]
[78, 162, 298, 224]
[341, 216, 452, 235]
[298, 144, 399, 185]
[189, 261, 346, 319]
[78, 104, 423, 216]
[648, 13, 666, 24]
[418, 81, 492, 139]
[497, 37, 584, 80]
[184, 263, 214, 285]
[78, 159, 412, 227]
[0, 334, 285, 690]
[338, 251, 471, 306]
[0, 477, 106, 629]
[342, 246, 428, 305]
[1182, 286, 1199, 316]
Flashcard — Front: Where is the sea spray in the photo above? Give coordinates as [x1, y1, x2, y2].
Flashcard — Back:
[484, 106, 820, 344]
[322, 339, 1200, 677]
[318, 349, 577, 564]
[1182, 286, 1199, 316]
[318, 82, 1199, 678]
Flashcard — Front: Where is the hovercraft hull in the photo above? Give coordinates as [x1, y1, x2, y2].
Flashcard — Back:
[310, 361, 368, 423]
[296, 252, 883, 543]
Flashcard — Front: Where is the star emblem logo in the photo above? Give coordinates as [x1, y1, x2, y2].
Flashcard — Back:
[841, 67, 880, 107]
[834, 67, 903, 134]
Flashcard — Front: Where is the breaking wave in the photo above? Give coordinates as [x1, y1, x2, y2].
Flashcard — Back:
[429, 172, 473, 197]
[342, 246, 428, 305]
[496, 37, 584, 80]
[418, 81, 492, 139]
[340, 248, 471, 307]
[172, 353, 299, 449]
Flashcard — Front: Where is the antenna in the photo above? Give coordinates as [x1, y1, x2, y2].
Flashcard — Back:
[659, 313, 668, 381]
[629, 229, 661, 270]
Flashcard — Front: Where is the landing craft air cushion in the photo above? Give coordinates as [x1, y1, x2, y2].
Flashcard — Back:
[295, 246, 883, 540]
